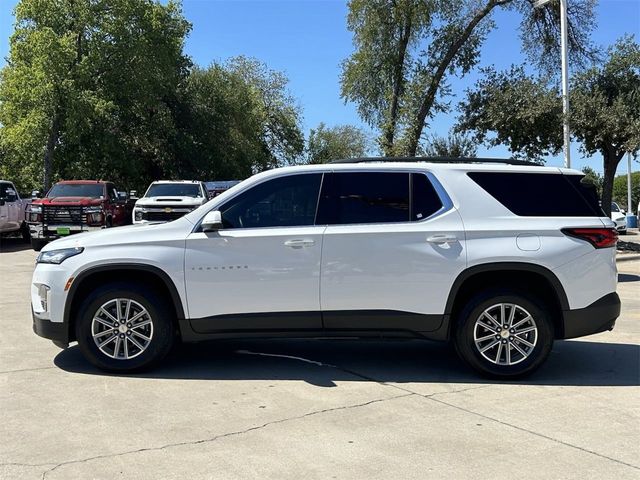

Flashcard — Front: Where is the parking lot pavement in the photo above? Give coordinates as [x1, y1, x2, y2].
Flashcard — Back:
[1, 238, 638, 480]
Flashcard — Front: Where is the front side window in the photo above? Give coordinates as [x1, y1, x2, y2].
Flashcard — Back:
[220, 173, 322, 229]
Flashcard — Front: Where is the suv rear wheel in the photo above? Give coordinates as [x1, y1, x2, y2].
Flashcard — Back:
[454, 289, 554, 378]
[75, 282, 174, 372]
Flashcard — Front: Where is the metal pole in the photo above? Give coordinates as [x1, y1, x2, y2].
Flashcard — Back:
[628, 152, 632, 213]
[560, 0, 571, 168]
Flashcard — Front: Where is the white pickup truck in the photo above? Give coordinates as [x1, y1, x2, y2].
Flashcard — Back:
[0, 180, 30, 241]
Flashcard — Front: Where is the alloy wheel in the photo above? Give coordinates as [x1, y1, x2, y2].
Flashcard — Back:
[91, 298, 154, 360]
[473, 303, 538, 366]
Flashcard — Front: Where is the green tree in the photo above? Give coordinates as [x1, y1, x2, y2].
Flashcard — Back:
[419, 132, 477, 158]
[580, 166, 603, 196]
[612, 170, 640, 214]
[571, 37, 640, 214]
[306, 123, 370, 164]
[341, 0, 596, 156]
[174, 59, 304, 180]
[0, 0, 191, 191]
[226, 56, 305, 168]
[457, 37, 640, 215]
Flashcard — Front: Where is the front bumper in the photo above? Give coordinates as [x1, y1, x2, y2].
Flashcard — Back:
[29, 223, 102, 240]
[562, 292, 621, 339]
[32, 308, 69, 346]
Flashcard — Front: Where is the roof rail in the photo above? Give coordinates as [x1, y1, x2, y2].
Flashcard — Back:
[329, 156, 541, 166]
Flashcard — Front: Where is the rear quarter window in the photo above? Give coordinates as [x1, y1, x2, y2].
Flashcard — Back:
[468, 172, 604, 217]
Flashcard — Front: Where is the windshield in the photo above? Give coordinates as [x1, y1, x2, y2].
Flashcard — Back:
[47, 183, 104, 198]
[145, 183, 202, 198]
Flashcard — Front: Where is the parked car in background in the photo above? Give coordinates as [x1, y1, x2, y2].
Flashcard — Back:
[610, 202, 627, 234]
[27, 180, 133, 251]
[0, 180, 30, 242]
[132, 180, 209, 224]
[205, 180, 241, 199]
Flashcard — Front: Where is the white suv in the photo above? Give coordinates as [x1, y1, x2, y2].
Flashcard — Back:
[31, 159, 620, 378]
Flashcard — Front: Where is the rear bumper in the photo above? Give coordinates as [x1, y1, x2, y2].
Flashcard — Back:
[562, 292, 620, 339]
[32, 309, 68, 346]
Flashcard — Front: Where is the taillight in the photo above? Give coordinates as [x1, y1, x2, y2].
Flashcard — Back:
[562, 228, 618, 248]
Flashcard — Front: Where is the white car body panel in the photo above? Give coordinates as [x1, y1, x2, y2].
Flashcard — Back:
[185, 226, 325, 319]
[32, 162, 619, 334]
[320, 208, 465, 316]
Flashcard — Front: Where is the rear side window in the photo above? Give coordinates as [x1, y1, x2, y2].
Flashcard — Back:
[317, 172, 409, 224]
[412, 173, 443, 220]
[468, 172, 604, 217]
[316, 172, 444, 225]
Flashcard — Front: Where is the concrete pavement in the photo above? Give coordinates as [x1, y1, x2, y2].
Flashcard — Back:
[1, 238, 638, 479]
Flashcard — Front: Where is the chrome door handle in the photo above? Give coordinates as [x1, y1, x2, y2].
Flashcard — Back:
[284, 239, 315, 248]
[426, 234, 457, 244]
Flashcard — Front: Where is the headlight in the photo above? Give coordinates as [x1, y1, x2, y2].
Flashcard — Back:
[85, 206, 103, 213]
[29, 205, 42, 213]
[134, 208, 144, 221]
[36, 247, 84, 264]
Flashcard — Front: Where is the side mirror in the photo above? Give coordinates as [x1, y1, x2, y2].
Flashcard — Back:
[202, 210, 223, 232]
[31, 190, 41, 199]
[117, 191, 127, 201]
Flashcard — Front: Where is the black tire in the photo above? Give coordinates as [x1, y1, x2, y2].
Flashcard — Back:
[31, 238, 47, 251]
[454, 288, 554, 379]
[75, 282, 175, 372]
[20, 222, 30, 242]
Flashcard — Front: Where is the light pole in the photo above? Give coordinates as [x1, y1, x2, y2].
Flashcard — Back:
[534, 0, 571, 168]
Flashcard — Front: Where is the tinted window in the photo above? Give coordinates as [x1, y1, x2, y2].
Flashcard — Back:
[220, 173, 322, 228]
[317, 172, 410, 224]
[468, 172, 604, 217]
[412, 173, 443, 220]
[146, 183, 202, 198]
[47, 183, 104, 198]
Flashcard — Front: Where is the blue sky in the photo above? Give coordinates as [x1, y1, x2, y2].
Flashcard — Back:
[1, 0, 639, 173]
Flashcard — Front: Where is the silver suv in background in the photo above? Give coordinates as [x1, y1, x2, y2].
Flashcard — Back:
[0, 180, 30, 242]
[132, 180, 209, 224]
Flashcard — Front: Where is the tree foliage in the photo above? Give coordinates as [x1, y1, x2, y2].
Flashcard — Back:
[457, 36, 640, 215]
[306, 123, 370, 164]
[174, 59, 304, 180]
[0, 2, 304, 193]
[341, 0, 596, 157]
[613, 169, 640, 214]
[0, 0, 192, 191]
[419, 132, 477, 158]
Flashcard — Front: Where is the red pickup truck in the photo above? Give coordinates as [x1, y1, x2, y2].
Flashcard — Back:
[27, 180, 134, 251]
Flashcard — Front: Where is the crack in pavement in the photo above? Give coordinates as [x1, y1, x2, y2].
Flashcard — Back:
[427, 395, 640, 471]
[235, 349, 640, 471]
[36, 392, 415, 480]
[0, 366, 56, 375]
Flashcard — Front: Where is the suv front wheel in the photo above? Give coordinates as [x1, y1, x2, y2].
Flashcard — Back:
[454, 289, 554, 379]
[75, 282, 174, 372]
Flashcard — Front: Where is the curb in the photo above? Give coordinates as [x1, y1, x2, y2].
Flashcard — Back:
[616, 254, 640, 263]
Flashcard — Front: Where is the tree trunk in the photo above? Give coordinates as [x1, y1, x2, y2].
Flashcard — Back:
[404, 0, 511, 155]
[600, 147, 623, 217]
[43, 115, 59, 191]
[381, 15, 412, 156]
